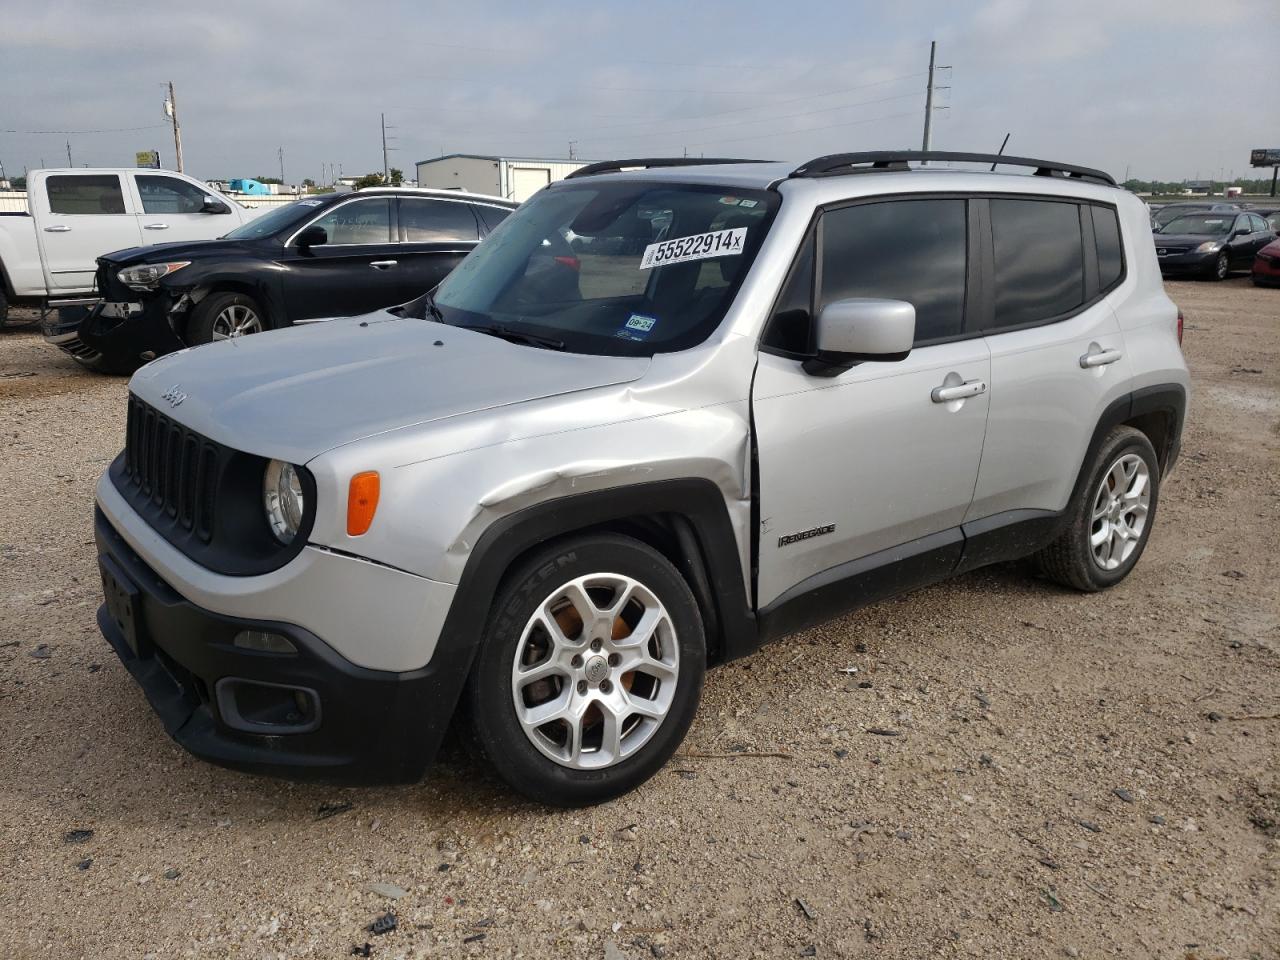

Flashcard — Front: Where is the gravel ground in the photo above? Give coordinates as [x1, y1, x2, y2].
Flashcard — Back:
[1, 280, 1277, 959]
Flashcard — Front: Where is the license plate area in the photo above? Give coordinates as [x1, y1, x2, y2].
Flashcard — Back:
[100, 554, 147, 657]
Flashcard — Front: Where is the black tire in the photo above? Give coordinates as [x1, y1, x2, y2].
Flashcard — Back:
[186, 291, 267, 346]
[0, 285, 8, 326]
[1035, 426, 1161, 592]
[465, 533, 706, 807]
[1208, 251, 1229, 281]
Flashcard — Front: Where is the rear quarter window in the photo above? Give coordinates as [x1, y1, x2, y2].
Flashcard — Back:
[1091, 205, 1124, 292]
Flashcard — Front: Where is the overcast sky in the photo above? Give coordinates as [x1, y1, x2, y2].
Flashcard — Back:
[2, 0, 1276, 185]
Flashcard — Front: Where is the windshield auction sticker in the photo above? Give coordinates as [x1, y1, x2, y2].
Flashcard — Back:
[640, 227, 747, 270]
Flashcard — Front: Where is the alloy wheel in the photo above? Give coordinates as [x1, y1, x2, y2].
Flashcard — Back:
[511, 573, 679, 770]
[1090, 453, 1151, 570]
[211, 303, 263, 340]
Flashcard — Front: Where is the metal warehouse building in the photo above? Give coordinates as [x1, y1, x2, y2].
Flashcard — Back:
[414, 154, 585, 202]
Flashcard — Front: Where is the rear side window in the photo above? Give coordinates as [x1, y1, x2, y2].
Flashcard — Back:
[1091, 205, 1124, 292]
[1249, 214, 1268, 233]
[989, 199, 1084, 329]
[400, 198, 478, 242]
[819, 198, 967, 343]
[474, 204, 513, 232]
[47, 175, 126, 215]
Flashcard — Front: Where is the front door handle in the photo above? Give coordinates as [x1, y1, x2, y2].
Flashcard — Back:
[143, 223, 170, 230]
[43, 225, 71, 232]
[369, 260, 398, 269]
[931, 379, 987, 403]
[1080, 347, 1122, 368]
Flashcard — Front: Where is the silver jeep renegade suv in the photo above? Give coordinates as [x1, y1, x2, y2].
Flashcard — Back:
[93, 152, 1189, 806]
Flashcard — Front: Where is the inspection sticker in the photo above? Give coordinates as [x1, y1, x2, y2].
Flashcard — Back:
[640, 227, 747, 270]
[617, 313, 658, 340]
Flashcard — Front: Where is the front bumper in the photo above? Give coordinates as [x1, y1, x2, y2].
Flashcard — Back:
[76, 297, 187, 369]
[94, 506, 467, 785]
[1155, 249, 1216, 275]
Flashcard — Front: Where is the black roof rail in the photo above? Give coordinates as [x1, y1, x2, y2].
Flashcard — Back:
[564, 157, 771, 180]
[791, 151, 1116, 186]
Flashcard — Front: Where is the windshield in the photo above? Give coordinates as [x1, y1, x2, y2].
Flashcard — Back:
[222, 199, 325, 240]
[431, 180, 779, 355]
[1158, 214, 1234, 236]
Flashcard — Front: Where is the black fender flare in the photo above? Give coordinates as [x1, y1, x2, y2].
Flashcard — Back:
[1068, 383, 1187, 510]
[423, 478, 759, 743]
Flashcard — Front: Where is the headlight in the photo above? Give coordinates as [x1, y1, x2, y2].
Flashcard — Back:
[117, 261, 191, 290]
[1194, 241, 1223, 253]
[263, 460, 305, 544]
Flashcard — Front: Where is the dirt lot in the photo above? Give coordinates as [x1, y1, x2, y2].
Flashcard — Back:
[1, 280, 1276, 960]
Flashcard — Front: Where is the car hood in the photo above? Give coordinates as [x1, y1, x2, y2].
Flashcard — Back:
[99, 237, 267, 266]
[129, 313, 651, 464]
[1152, 234, 1222, 248]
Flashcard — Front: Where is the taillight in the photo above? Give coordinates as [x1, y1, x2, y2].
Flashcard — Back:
[1176, 308, 1184, 346]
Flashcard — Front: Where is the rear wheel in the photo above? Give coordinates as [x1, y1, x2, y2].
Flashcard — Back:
[1035, 426, 1160, 591]
[465, 534, 706, 806]
[187, 292, 267, 345]
[0, 286, 8, 326]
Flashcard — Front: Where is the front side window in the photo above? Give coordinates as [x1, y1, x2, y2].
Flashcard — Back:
[308, 198, 392, 245]
[819, 198, 968, 344]
[432, 181, 778, 355]
[989, 198, 1084, 329]
[47, 175, 125, 215]
[136, 175, 214, 214]
[399, 198, 478, 241]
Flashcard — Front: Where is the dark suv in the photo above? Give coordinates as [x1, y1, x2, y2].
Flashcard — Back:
[44, 187, 517, 372]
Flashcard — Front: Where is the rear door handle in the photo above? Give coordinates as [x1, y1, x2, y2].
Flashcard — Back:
[369, 260, 398, 269]
[1080, 348, 1122, 368]
[931, 379, 987, 403]
[143, 223, 170, 230]
[43, 225, 71, 232]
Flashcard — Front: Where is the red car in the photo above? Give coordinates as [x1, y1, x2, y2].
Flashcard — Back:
[1253, 237, 1280, 287]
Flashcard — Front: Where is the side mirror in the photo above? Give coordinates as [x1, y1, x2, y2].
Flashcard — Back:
[296, 225, 328, 250]
[803, 298, 915, 377]
[201, 196, 230, 214]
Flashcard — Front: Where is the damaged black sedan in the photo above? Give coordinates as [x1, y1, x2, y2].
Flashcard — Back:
[42, 187, 516, 373]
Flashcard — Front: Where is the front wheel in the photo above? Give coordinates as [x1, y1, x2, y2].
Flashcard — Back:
[1209, 251, 1229, 281]
[186, 291, 267, 346]
[465, 534, 706, 806]
[1035, 426, 1161, 591]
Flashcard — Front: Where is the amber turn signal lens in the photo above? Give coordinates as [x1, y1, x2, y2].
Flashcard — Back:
[347, 471, 380, 536]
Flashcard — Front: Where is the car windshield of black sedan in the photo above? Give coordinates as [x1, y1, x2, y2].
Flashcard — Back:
[222, 200, 322, 240]
[430, 180, 778, 356]
[1158, 215, 1232, 236]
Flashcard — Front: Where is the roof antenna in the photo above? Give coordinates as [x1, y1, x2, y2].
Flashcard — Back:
[990, 134, 1010, 171]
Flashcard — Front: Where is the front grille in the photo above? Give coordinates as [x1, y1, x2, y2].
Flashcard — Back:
[124, 395, 219, 542]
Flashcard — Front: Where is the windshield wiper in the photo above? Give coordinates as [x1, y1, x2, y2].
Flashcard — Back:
[462, 323, 566, 351]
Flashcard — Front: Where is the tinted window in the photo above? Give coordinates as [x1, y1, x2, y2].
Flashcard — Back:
[819, 199, 967, 343]
[47, 175, 125, 215]
[763, 231, 815, 354]
[990, 199, 1084, 329]
[1091, 205, 1123, 291]
[136, 175, 213, 214]
[400, 198, 478, 241]
[474, 204, 513, 232]
[308, 198, 392, 245]
[1249, 214, 1268, 233]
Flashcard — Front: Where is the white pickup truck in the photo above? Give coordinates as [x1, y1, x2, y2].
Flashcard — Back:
[0, 169, 262, 323]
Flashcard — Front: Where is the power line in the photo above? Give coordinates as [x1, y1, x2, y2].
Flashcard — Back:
[1, 123, 168, 135]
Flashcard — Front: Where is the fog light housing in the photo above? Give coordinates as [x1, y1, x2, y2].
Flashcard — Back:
[233, 630, 297, 654]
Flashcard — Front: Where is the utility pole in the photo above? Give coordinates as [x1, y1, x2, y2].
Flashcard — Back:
[922, 41, 937, 155]
[381, 113, 389, 183]
[568, 140, 578, 161]
[165, 81, 184, 173]
[278, 146, 285, 184]
[66, 140, 73, 167]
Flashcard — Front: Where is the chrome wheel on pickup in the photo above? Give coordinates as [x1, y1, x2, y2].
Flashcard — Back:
[468, 534, 705, 807]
